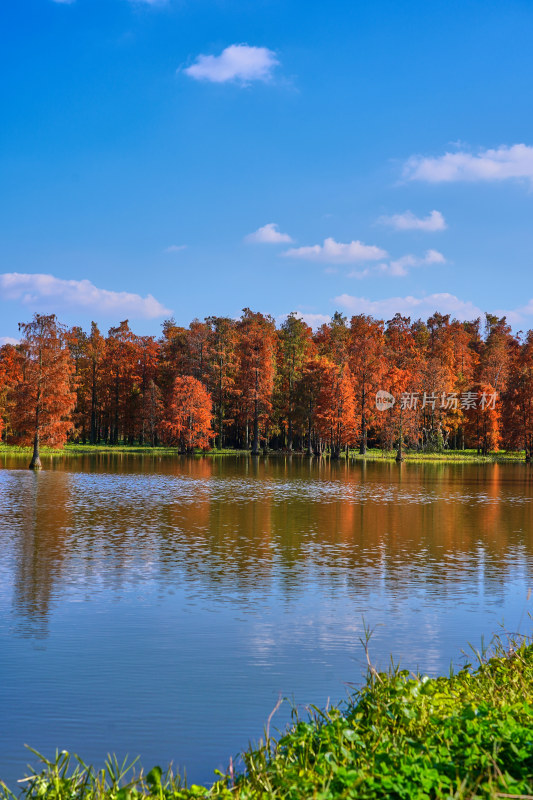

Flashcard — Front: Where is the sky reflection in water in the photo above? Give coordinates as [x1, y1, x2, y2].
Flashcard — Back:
[1, 455, 532, 787]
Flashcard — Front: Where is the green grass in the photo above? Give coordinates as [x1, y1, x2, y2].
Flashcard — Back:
[0, 444, 243, 458]
[2, 634, 533, 799]
[348, 447, 527, 463]
[0, 443, 528, 463]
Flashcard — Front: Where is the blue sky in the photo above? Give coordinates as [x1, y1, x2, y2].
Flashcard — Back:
[1, 0, 533, 342]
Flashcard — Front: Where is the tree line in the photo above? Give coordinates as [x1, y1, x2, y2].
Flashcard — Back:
[1, 308, 532, 467]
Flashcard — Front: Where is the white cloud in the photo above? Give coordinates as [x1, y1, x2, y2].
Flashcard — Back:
[404, 144, 533, 185]
[500, 298, 533, 326]
[386, 249, 446, 277]
[0, 336, 19, 346]
[0, 273, 171, 319]
[165, 244, 187, 253]
[348, 268, 372, 280]
[349, 249, 446, 279]
[283, 237, 387, 264]
[277, 311, 331, 330]
[51, 0, 75, 4]
[334, 292, 482, 321]
[245, 223, 293, 244]
[183, 44, 279, 84]
[379, 210, 447, 232]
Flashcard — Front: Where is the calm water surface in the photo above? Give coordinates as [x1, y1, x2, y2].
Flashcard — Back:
[1, 455, 532, 786]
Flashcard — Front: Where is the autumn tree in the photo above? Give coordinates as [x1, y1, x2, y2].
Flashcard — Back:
[101, 320, 141, 444]
[158, 318, 189, 402]
[205, 316, 238, 449]
[2, 307, 532, 459]
[11, 314, 76, 469]
[0, 343, 23, 441]
[294, 356, 326, 456]
[348, 315, 385, 454]
[314, 361, 357, 457]
[138, 336, 161, 445]
[502, 331, 533, 462]
[481, 314, 517, 392]
[185, 319, 211, 385]
[276, 313, 314, 450]
[315, 311, 350, 367]
[86, 322, 106, 443]
[160, 376, 213, 452]
[236, 309, 276, 454]
[379, 314, 422, 460]
[463, 383, 501, 455]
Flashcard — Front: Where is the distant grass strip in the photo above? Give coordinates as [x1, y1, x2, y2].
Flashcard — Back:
[0, 444, 242, 458]
[349, 448, 526, 463]
[2, 636, 533, 799]
[0, 443, 527, 462]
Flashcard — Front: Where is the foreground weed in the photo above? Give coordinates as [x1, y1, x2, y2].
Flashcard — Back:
[3, 634, 533, 799]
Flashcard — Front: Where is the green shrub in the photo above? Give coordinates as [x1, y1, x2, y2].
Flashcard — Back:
[3, 637, 533, 799]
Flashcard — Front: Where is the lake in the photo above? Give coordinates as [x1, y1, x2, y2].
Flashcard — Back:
[1, 454, 532, 787]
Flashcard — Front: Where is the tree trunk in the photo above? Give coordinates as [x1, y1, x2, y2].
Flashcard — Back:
[251, 398, 260, 455]
[29, 431, 42, 470]
[251, 368, 260, 455]
[218, 405, 223, 450]
[30, 350, 43, 470]
[396, 406, 404, 462]
[359, 388, 367, 454]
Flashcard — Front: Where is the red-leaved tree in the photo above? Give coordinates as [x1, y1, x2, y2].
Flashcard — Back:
[160, 376, 213, 452]
[11, 314, 76, 468]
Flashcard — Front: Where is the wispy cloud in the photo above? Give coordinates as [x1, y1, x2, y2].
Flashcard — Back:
[349, 249, 446, 279]
[378, 210, 447, 232]
[164, 244, 187, 253]
[183, 44, 279, 84]
[283, 237, 387, 264]
[0, 336, 19, 346]
[404, 144, 533, 185]
[0, 273, 171, 319]
[51, 0, 75, 4]
[500, 298, 533, 326]
[334, 292, 482, 321]
[245, 223, 293, 244]
[386, 249, 445, 277]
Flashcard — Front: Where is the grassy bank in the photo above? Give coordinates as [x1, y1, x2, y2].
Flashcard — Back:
[0, 443, 528, 463]
[0, 444, 242, 458]
[2, 636, 533, 799]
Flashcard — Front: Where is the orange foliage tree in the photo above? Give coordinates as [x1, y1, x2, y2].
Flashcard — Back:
[315, 362, 356, 458]
[348, 314, 385, 454]
[205, 316, 238, 449]
[11, 314, 76, 468]
[463, 383, 501, 455]
[295, 356, 327, 456]
[101, 320, 141, 444]
[0, 343, 23, 441]
[379, 314, 422, 460]
[160, 376, 213, 452]
[502, 331, 533, 462]
[3, 306, 533, 459]
[236, 309, 276, 454]
[276, 313, 314, 450]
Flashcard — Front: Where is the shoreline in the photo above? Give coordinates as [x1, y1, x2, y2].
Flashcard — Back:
[0, 443, 528, 464]
[2, 636, 532, 799]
